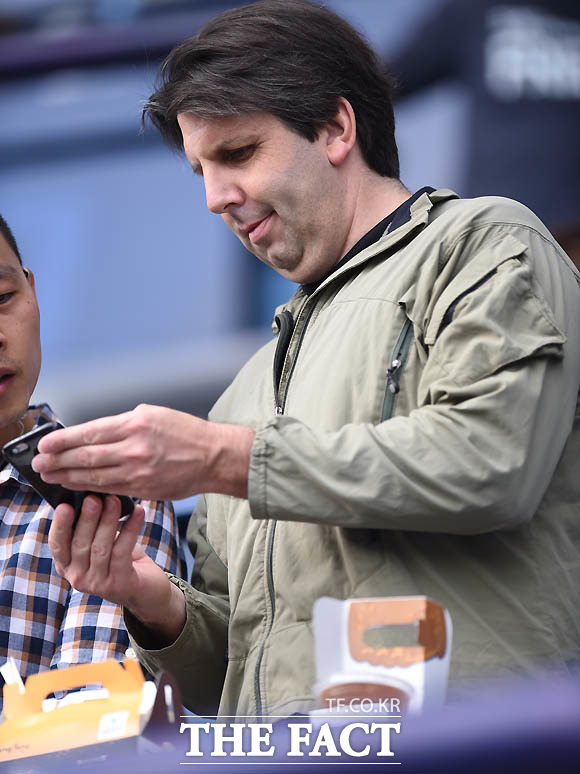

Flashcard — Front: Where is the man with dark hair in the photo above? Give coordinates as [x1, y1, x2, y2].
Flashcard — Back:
[35, 0, 580, 720]
[0, 214, 185, 707]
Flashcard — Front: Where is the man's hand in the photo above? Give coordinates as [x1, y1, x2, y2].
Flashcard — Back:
[32, 403, 255, 501]
[49, 494, 186, 644]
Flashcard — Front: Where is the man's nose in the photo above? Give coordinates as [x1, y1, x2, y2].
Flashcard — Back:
[204, 169, 244, 215]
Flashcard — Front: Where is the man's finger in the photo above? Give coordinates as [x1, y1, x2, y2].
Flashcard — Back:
[33, 466, 134, 496]
[88, 496, 128, 579]
[131, 544, 148, 562]
[36, 412, 132, 454]
[109, 504, 146, 570]
[48, 502, 77, 571]
[32, 441, 128, 476]
[69, 495, 106, 575]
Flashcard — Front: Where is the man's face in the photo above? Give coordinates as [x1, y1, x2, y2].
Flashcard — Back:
[177, 111, 352, 284]
[0, 234, 41, 444]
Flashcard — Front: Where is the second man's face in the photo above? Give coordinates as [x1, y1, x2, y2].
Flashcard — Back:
[177, 110, 351, 285]
[0, 235, 41, 445]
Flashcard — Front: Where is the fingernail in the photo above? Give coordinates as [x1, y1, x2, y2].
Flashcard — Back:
[31, 455, 44, 472]
[84, 497, 100, 516]
[105, 495, 121, 512]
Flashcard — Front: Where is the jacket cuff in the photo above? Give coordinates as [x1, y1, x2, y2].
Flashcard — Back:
[248, 418, 279, 521]
[124, 573, 192, 657]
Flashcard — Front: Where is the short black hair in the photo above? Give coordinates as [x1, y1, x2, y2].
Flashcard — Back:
[144, 0, 399, 178]
[0, 213, 22, 265]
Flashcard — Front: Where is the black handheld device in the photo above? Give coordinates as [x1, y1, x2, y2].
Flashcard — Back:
[2, 421, 135, 523]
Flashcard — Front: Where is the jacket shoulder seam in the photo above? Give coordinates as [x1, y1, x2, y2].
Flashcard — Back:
[444, 220, 558, 257]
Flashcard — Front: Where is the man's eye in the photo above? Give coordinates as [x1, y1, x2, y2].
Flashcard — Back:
[0, 292, 15, 305]
[229, 145, 254, 162]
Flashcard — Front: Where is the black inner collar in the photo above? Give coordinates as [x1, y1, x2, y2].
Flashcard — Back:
[301, 186, 435, 295]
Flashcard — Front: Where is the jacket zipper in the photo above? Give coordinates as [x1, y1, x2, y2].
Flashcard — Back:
[276, 303, 317, 415]
[381, 317, 414, 421]
[255, 299, 318, 719]
[273, 310, 295, 415]
[253, 520, 277, 720]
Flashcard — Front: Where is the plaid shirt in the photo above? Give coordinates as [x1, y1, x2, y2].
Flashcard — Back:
[0, 404, 186, 704]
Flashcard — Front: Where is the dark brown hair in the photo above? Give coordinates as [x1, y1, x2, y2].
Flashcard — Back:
[143, 0, 399, 178]
[0, 214, 22, 264]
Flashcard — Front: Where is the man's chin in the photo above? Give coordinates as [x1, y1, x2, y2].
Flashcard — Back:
[278, 264, 327, 285]
[252, 246, 324, 285]
[0, 404, 31, 441]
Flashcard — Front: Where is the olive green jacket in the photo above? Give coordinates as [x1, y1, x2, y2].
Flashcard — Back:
[129, 189, 580, 720]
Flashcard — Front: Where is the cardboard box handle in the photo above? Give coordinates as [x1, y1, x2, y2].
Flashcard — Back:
[348, 598, 447, 667]
[3, 659, 144, 717]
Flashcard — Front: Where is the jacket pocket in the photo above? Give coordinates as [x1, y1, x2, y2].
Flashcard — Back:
[381, 317, 414, 421]
[424, 234, 527, 346]
[423, 235, 566, 386]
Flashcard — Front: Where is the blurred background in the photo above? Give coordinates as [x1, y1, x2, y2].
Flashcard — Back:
[0, 0, 579, 443]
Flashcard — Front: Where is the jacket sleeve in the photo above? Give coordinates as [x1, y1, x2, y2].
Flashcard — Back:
[126, 495, 230, 715]
[249, 249, 580, 535]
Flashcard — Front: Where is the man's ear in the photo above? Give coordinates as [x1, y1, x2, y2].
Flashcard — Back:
[23, 267, 36, 290]
[325, 96, 357, 167]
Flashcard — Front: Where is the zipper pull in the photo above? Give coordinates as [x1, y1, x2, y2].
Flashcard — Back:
[275, 406, 283, 416]
[386, 358, 402, 395]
